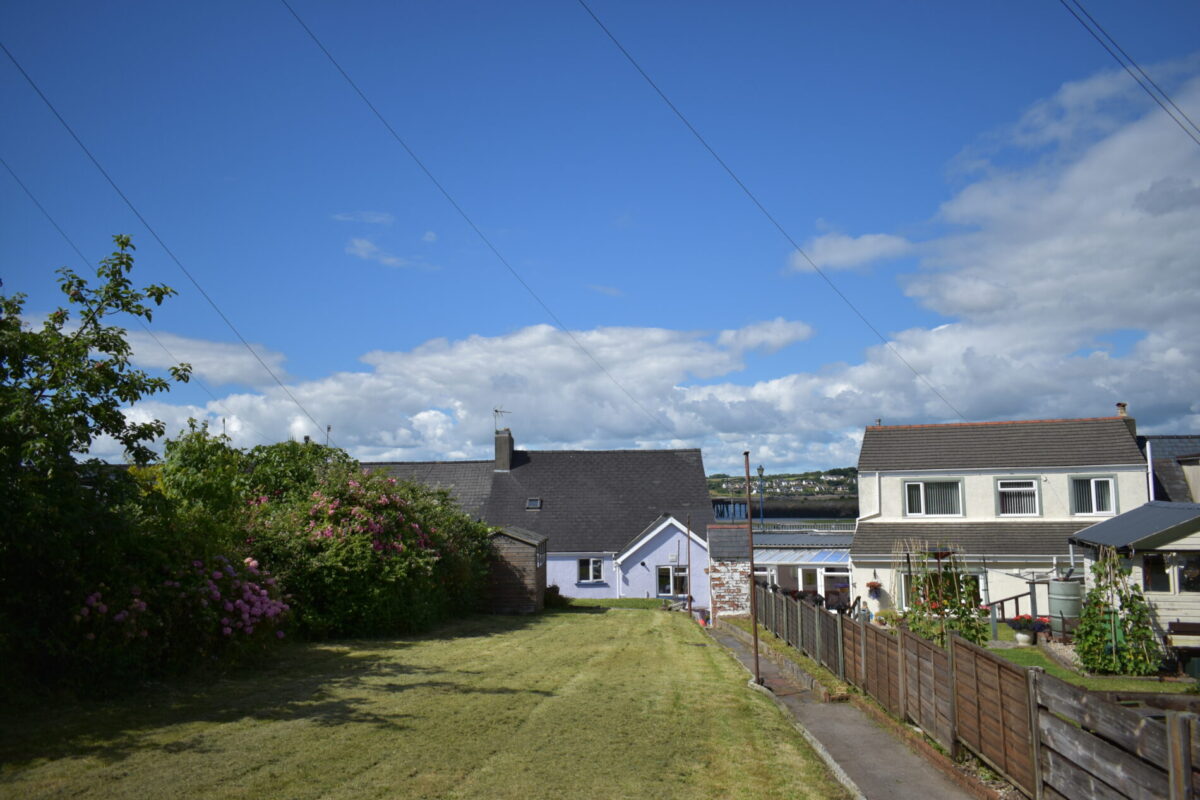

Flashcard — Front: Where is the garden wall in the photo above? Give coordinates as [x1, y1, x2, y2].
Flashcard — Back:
[750, 588, 1200, 799]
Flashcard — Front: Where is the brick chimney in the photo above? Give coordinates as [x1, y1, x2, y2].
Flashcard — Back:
[1116, 402, 1136, 438]
[495, 428, 514, 472]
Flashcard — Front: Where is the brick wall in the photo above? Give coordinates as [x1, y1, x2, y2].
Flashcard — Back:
[709, 559, 750, 619]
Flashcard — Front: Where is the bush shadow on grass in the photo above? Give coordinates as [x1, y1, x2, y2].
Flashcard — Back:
[0, 614, 559, 767]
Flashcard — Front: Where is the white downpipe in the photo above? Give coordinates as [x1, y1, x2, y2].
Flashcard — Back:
[1147, 439, 1155, 501]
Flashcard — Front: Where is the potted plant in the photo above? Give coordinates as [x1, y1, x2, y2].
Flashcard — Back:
[1007, 614, 1049, 645]
[866, 580, 882, 599]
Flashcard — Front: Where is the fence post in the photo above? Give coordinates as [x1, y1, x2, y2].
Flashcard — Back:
[836, 612, 846, 680]
[1026, 667, 1044, 800]
[990, 604, 998, 641]
[1168, 712, 1196, 800]
[898, 628, 909, 722]
[946, 634, 959, 759]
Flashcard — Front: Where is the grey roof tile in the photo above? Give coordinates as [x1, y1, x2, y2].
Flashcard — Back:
[368, 461, 492, 517]
[850, 521, 1094, 557]
[1069, 501, 1200, 550]
[858, 417, 1143, 472]
[366, 448, 713, 555]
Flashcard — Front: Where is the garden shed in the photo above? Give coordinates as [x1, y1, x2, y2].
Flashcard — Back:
[487, 526, 548, 614]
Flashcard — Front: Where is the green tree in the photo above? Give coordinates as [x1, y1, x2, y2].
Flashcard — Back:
[0, 235, 191, 690]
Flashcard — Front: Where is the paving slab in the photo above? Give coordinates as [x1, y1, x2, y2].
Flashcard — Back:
[710, 627, 977, 800]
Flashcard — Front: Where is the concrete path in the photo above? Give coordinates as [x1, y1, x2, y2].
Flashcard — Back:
[710, 627, 977, 800]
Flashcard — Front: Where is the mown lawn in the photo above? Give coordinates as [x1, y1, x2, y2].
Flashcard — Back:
[0, 608, 848, 800]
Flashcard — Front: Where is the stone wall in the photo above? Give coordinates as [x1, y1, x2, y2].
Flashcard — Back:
[709, 559, 750, 619]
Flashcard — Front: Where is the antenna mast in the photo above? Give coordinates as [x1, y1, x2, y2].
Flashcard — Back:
[493, 407, 511, 431]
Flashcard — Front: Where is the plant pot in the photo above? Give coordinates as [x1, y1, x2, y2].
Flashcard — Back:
[1015, 631, 1033, 646]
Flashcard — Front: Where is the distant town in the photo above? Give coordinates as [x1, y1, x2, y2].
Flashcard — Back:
[707, 467, 858, 498]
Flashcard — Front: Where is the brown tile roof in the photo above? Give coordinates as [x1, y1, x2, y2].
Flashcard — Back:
[858, 417, 1143, 471]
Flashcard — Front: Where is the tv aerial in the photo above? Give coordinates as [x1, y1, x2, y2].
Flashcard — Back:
[493, 407, 511, 431]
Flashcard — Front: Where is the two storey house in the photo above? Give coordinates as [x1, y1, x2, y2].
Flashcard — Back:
[851, 406, 1147, 614]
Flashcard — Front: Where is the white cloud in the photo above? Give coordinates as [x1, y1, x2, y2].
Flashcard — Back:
[716, 318, 812, 354]
[333, 211, 394, 224]
[422, 230, 438, 243]
[90, 61, 1200, 474]
[127, 330, 288, 387]
[792, 232, 912, 271]
[345, 238, 412, 269]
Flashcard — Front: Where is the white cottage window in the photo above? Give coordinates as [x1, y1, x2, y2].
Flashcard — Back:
[905, 480, 962, 516]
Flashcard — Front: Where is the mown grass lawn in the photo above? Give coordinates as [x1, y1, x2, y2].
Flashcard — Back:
[0, 608, 848, 800]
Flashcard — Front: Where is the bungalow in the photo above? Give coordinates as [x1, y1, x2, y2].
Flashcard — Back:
[366, 429, 715, 607]
[851, 405, 1149, 615]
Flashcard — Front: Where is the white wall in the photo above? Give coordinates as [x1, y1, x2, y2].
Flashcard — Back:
[616, 520, 710, 608]
[861, 465, 1147, 522]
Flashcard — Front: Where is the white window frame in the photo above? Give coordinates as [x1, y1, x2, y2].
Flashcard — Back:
[1071, 476, 1116, 516]
[577, 557, 603, 583]
[996, 478, 1040, 517]
[656, 565, 689, 597]
[903, 479, 963, 517]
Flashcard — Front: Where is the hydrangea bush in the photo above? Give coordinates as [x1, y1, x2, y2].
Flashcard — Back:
[248, 467, 491, 637]
[74, 555, 289, 679]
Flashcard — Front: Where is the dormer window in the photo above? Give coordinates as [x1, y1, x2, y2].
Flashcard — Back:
[525, 498, 542, 510]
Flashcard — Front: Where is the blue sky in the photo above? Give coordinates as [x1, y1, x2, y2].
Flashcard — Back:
[3, 1, 1199, 473]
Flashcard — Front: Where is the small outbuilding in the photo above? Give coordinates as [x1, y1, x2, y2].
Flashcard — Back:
[488, 526, 548, 614]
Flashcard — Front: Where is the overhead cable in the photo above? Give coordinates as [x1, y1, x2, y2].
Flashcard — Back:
[1058, 0, 1200, 148]
[0, 39, 336, 445]
[277, 0, 672, 433]
[575, 0, 968, 421]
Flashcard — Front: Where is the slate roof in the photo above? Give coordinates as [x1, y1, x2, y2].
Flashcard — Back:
[483, 449, 712, 553]
[1069, 502, 1200, 550]
[858, 417, 1144, 472]
[367, 447, 712, 555]
[1142, 436, 1200, 503]
[850, 521, 1094, 558]
[370, 460, 493, 517]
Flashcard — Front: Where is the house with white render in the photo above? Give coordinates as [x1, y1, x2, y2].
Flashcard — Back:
[850, 404, 1148, 615]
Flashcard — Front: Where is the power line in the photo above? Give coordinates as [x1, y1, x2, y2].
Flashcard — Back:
[1058, 0, 1200, 148]
[1, 155, 275, 446]
[0, 39, 335, 446]
[276, 0, 673, 434]
[575, 0, 967, 421]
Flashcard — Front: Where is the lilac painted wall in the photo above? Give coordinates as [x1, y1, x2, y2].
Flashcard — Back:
[617, 520, 710, 609]
[544, 518, 710, 607]
[547, 555, 619, 599]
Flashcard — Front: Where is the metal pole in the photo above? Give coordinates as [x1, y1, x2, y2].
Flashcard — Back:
[744, 452, 762, 685]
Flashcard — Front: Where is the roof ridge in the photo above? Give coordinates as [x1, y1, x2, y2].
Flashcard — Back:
[866, 416, 1124, 431]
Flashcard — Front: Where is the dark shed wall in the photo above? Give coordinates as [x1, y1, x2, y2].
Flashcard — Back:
[488, 534, 546, 614]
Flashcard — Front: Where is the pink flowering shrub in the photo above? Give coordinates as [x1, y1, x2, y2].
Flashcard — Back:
[248, 467, 491, 637]
[75, 554, 289, 677]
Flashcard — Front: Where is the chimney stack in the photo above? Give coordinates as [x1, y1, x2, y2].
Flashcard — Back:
[495, 428, 514, 472]
[1116, 402, 1136, 438]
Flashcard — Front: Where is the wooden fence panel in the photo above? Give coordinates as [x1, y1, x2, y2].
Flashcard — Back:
[902, 632, 955, 751]
[952, 637, 1035, 796]
[820, 608, 840, 673]
[801, 601, 818, 658]
[788, 597, 801, 649]
[842, 617, 863, 689]
[1036, 671, 1200, 798]
[863, 623, 903, 716]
